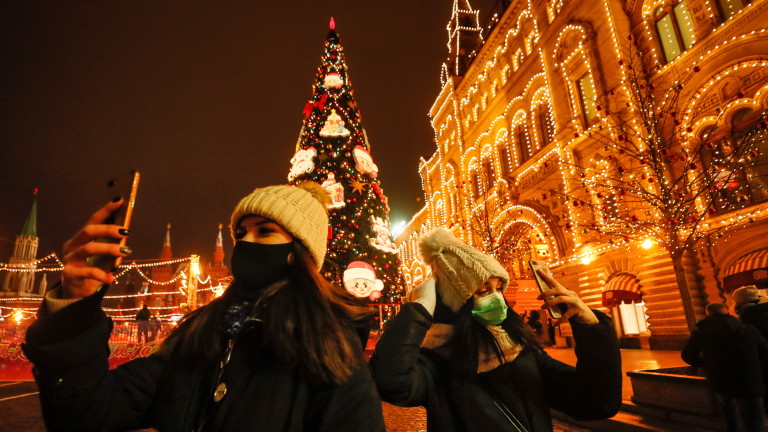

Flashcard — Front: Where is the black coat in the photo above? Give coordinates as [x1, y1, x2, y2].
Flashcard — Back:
[23, 287, 385, 432]
[369, 303, 622, 432]
[740, 302, 768, 340]
[681, 313, 768, 398]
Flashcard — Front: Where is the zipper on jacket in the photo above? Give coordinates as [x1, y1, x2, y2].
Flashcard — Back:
[195, 338, 236, 432]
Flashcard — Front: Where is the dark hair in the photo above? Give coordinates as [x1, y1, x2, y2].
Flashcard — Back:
[706, 302, 729, 316]
[448, 297, 542, 382]
[160, 241, 372, 385]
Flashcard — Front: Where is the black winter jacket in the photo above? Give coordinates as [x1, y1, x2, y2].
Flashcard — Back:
[681, 313, 768, 397]
[740, 302, 768, 341]
[23, 287, 386, 432]
[369, 303, 622, 432]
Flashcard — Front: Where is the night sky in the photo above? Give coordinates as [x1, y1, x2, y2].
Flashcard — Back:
[0, 1, 498, 266]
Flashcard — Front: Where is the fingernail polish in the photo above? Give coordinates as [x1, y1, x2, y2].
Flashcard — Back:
[118, 228, 130, 236]
[120, 247, 132, 255]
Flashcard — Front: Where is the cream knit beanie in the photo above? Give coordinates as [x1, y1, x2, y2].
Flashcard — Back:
[419, 228, 509, 312]
[230, 182, 330, 267]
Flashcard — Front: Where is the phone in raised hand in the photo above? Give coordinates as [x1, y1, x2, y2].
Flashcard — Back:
[528, 260, 568, 319]
[88, 170, 140, 273]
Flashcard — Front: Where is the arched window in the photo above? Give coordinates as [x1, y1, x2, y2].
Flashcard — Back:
[576, 73, 598, 124]
[472, 170, 482, 200]
[537, 101, 555, 145]
[500, 145, 514, 177]
[654, 1, 695, 63]
[716, 0, 751, 20]
[700, 112, 768, 211]
[602, 273, 648, 335]
[516, 124, 530, 164]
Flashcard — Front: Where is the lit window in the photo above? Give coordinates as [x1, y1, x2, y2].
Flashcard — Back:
[717, 0, 749, 20]
[500, 145, 513, 177]
[538, 102, 555, 145]
[576, 73, 598, 124]
[654, 2, 695, 63]
[619, 302, 649, 335]
[516, 124, 530, 164]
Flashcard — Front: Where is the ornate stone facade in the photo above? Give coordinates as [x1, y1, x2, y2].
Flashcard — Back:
[397, 0, 768, 349]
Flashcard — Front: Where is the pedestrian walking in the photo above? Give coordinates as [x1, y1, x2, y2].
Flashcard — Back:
[23, 182, 385, 432]
[370, 228, 622, 432]
[682, 303, 768, 432]
[135, 303, 151, 343]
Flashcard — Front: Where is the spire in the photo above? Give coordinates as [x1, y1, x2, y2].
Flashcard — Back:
[160, 223, 172, 261]
[21, 189, 38, 237]
[214, 224, 224, 266]
[443, 0, 483, 82]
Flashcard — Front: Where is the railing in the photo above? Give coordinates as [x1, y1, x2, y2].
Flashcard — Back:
[0, 322, 177, 345]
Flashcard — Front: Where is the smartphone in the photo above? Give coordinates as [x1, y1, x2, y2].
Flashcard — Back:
[528, 260, 568, 319]
[89, 171, 140, 273]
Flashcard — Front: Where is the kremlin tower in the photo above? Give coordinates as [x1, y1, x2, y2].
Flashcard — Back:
[2, 190, 46, 297]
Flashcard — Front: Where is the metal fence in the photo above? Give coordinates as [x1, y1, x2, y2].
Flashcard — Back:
[0, 322, 176, 345]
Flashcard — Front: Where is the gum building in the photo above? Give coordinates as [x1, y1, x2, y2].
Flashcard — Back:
[396, 0, 768, 349]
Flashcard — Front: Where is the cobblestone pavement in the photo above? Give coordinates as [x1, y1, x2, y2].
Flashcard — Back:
[383, 401, 594, 431]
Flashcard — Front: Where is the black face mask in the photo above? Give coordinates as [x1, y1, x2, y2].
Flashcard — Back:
[230, 241, 294, 299]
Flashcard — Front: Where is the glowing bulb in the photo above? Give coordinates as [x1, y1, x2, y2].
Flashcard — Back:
[13, 310, 24, 323]
[581, 255, 592, 265]
[641, 239, 654, 249]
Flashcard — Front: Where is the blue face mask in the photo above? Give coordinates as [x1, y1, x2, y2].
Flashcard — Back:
[471, 292, 508, 326]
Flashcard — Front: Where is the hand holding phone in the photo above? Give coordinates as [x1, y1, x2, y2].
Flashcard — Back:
[88, 171, 140, 273]
[528, 260, 568, 319]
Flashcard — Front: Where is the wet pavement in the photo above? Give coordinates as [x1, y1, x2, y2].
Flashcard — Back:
[545, 347, 687, 401]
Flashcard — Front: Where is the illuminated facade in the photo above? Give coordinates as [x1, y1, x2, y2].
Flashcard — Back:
[397, 0, 768, 349]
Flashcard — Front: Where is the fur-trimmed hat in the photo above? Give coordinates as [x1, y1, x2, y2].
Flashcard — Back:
[733, 285, 768, 314]
[419, 228, 509, 312]
[230, 182, 330, 267]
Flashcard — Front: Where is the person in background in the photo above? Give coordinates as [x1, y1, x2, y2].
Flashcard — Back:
[148, 312, 161, 342]
[370, 228, 622, 431]
[23, 182, 385, 432]
[734, 286, 768, 339]
[733, 285, 768, 415]
[135, 303, 151, 343]
[682, 303, 768, 432]
[526, 309, 543, 343]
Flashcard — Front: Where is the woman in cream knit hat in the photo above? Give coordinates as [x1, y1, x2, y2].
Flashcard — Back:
[370, 228, 621, 432]
[24, 182, 385, 432]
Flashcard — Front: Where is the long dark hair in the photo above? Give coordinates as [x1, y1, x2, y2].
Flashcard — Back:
[448, 297, 542, 381]
[160, 242, 372, 386]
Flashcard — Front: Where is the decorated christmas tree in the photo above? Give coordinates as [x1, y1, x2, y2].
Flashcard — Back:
[287, 18, 405, 325]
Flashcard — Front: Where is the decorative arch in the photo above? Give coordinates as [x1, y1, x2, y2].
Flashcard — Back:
[721, 248, 768, 293]
[494, 205, 563, 262]
[553, 23, 592, 64]
[684, 60, 768, 137]
[602, 272, 643, 307]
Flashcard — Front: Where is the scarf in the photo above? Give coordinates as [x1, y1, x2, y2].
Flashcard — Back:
[422, 323, 523, 373]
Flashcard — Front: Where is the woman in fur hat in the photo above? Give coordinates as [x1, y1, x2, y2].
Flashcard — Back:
[370, 228, 621, 432]
[23, 182, 385, 432]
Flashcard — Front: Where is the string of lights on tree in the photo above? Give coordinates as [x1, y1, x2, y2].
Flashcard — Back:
[286, 18, 405, 326]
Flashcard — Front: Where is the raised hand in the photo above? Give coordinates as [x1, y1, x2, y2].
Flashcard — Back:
[60, 199, 131, 299]
[536, 270, 599, 325]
